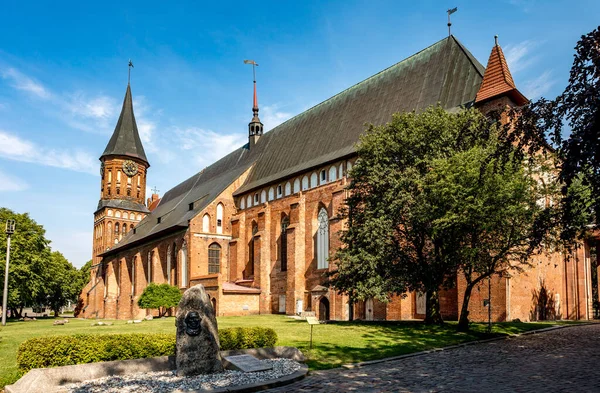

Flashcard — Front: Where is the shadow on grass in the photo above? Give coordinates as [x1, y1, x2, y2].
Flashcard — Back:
[292, 320, 560, 370]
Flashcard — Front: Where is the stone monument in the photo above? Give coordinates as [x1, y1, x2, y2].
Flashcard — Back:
[176, 284, 223, 376]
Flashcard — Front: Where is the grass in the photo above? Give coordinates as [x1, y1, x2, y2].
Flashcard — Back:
[0, 315, 580, 389]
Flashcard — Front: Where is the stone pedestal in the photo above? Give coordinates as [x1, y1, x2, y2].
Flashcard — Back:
[176, 284, 223, 376]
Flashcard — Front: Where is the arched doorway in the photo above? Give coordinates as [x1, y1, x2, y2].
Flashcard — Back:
[365, 298, 374, 321]
[319, 297, 330, 321]
[211, 297, 217, 315]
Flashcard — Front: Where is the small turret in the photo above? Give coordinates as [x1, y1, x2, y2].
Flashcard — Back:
[245, 60, 263, 148]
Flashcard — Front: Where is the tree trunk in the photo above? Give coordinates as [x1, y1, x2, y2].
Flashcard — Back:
[424, 289, 444, 325]
[54, 309, 60, 318]
[457, 283, 474, 332]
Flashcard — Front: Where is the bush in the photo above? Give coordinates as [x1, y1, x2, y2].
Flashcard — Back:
[219, 327, 277, 350]
[17, 333, 175, 372]
[137, 283, 182, 317]
[17, 327, 277, 372]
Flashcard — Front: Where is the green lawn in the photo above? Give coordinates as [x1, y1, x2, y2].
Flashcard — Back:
[0, 315, 578, 389]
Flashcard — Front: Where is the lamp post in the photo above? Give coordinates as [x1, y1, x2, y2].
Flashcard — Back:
[2, 219, 15, 326]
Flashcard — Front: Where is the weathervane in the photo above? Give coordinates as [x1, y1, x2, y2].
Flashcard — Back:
[243, 59, 258, 83]
[447, 7, 458, 36]
[128, 59, 134, 85]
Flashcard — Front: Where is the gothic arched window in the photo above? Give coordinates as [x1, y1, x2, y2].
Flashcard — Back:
[216, 203, 224, 233]
[166, 244, 172, 284]
[310, 172, 318, 188]
[281, 215, 289, 272]
[180, 242, 188, 288]
[147, 251, 152, 283]
[131, 256, 136, 296]
[329, 166, 337, 182]
[317, 208, 329, 269]
[203, 214, 210, 232]
[302, 176, 309, 191]
[208, 243, 221, 274]
[246, 222, 258, 279]
[293, 179, 300, 193]
[268, 187, 275, 201]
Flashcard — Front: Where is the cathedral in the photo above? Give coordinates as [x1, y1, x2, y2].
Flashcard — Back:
[79, 35, 597, 322]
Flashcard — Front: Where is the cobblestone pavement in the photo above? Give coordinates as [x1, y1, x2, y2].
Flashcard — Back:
[267, 324, 600, 392]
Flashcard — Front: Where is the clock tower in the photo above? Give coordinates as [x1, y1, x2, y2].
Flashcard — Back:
[92, 83, 150, 266]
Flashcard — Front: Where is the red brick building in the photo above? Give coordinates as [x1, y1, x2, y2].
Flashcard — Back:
[79, 35, 597, 322]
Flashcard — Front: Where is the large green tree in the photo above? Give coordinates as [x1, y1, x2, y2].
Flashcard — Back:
[42, 251, 84, 317]
[0, 208, 50, 318]
[330, 106, 548, 327]
[1, 208, 89, 318]
[425, 141, 549, 331]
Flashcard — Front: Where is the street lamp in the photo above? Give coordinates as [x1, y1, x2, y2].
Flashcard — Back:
[2, 219, 15, 326]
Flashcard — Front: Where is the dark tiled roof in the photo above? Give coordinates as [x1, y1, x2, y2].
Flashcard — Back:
[102, 35, 485, 256]
[233, 35, 485, 195]
[475, 43, 527, 105]
[96, 199, 149, 214]
[101, 144, 264, 256]
[101, 85, 149, 166]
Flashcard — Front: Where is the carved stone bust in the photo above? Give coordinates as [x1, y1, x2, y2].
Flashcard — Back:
[175, 284, 223, 376]
[184, 311, 201, 336]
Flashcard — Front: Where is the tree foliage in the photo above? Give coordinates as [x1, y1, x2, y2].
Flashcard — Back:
[330, 106, 548, 328]
[1, 208, 88, 318]
[43, 251, 85, 317]
[137, 283, 182, 317]
[425, 138, 549, 330]
[511, 26, 600, 242]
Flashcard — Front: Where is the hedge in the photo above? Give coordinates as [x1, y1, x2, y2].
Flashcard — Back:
[17, 327, 277, 372]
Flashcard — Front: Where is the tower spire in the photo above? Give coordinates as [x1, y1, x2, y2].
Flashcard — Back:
[101, 83, 149, 166]
[475, 35, 527, 106]
[244, 59, 263, 148]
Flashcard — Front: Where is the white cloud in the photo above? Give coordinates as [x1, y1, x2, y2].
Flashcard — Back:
[174, 127, 246, 167]
[0, 130, 96, 174]
[1, 66, 124, 134]
[261, 104, 293, 131]
[0, 168, 28, 192]
[522, 71, 555, 99]
[1, 68, 52, 99]
[508, 0, 537, 12]
[504, 40, 539, 74]
[66, 93, 118, 120]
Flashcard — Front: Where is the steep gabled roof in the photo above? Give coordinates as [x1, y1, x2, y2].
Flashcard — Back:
[101, 84, 149, 166]
[102, 35, 486, 256]
[475, 41, 527, 105]
[233, 35, 485, 195]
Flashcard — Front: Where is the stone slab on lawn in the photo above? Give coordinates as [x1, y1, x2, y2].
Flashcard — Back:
[224, 354, 273, 373]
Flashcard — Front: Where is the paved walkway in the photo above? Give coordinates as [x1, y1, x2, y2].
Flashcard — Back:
[267, 324, 600, 392]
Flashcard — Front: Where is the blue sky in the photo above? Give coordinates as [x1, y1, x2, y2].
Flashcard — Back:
[0, 0, 597, 267]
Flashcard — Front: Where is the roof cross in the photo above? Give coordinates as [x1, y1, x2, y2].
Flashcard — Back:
[151, 186, 159, 194]
[447, 7, 458, 36]
[128, 59, 134, 85]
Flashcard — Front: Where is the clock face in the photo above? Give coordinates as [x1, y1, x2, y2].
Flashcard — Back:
[122, 160, 138, 177]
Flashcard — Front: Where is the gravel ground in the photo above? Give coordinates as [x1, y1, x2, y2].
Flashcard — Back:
[67, 359, 302, 393]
